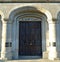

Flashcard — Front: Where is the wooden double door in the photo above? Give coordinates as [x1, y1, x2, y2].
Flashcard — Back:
[19, 21, 42, 57]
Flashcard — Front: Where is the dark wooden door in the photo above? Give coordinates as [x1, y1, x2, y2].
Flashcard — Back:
[19, 21, 42, 56]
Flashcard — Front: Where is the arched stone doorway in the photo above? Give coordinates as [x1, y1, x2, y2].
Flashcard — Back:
[9, 6, 47, 59]
[4, 6, 57, 60]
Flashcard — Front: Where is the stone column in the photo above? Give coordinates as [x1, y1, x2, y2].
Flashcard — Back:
[48, 21, 57, 60]
[6, 22, 12, 60]
[1, 21, 7, 59]
[1, 19, 12, 60]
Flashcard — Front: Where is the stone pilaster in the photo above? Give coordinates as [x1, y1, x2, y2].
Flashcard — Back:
[48, 21, 57, 60]
[1, 21, 7, 59]
[1, 19, 12, 60]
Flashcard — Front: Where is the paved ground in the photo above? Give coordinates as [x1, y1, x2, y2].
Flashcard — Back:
[0, 59, 60, 62]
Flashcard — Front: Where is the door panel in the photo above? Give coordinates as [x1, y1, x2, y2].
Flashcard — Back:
[19, 21, 42, 56]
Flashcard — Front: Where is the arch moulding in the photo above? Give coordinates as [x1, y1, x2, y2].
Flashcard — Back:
[9, 6, 52, 23]
[8, 6, 53, 59]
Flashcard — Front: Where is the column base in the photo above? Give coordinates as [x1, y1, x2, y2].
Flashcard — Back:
[6, 52, 12, 60]
[43, 51, 48, 59]
[0, 58, 7, 62]
[1, 52, 12, 60]
[0, 57, 7, 60]
[48, 47, 57, 60]
[54, 58, 60, 60]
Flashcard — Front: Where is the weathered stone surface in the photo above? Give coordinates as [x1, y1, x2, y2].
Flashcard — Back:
[0, 3, 60, 60]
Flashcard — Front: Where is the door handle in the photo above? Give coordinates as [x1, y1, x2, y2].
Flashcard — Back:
[30, 42, 32, 45]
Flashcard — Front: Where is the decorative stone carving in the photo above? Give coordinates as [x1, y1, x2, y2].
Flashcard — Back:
[17, 17, 42, 21]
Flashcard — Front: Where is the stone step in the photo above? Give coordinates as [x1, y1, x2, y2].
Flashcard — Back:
[43, 51, 48, 59]
[0, 59, 60, 62]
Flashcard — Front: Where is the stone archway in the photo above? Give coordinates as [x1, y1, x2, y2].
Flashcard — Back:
[6, 6, 57, 60]
[10, 8, 47, 59]
[9, 6, 52, 23]
[9, 6, 47, 59]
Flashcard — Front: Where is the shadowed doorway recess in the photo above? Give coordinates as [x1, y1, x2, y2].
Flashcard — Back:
[19, 21, 42, 58]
